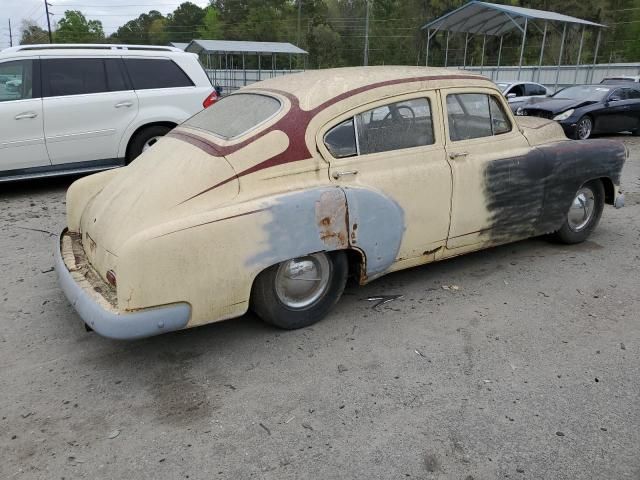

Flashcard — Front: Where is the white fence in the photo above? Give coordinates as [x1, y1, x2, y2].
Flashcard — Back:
[207, 63, 640, 93]
[206, 68, 304, 92]
[460, 63, 640, 89]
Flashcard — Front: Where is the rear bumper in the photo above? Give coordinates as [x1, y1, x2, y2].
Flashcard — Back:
[55, 229, 190, 340]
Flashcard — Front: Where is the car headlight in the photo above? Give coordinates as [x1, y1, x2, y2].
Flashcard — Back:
[553, 109, 574, 121]
[516, 107, 524, 115]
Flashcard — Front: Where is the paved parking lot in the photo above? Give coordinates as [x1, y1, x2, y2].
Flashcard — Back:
[1, 135, 639, 480]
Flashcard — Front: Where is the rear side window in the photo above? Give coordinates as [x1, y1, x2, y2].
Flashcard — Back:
[0, 60, 35, 102]
[105, 59, 129, 92]
[357, 98, 434, 155]
[447, 93, 511, 141]
[184, 93, 281, 139]
[42, 58, 107, 97]
[124, 58, 193, 90]
[626, 88, 640, 99]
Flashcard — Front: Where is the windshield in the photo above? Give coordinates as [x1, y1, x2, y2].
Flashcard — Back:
[184, 93, 282, 139]
[552, 85, 610, 101]
[496, 83, 510, 92]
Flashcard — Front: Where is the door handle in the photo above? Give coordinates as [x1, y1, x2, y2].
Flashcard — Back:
[114, 101, 133, 108]
[332, 170, 358, 179]
[449, 152, 468, 160]
[15, 112, 38, 120]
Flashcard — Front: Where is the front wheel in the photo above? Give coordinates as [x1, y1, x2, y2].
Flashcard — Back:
[574, 116, 593, 140]
[552, 180, 605, 244]
[250, 251, 348, 329]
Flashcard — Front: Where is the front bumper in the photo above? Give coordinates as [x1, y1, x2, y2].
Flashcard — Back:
[55, 229, 190, 340]
[558, 121, 578, 139]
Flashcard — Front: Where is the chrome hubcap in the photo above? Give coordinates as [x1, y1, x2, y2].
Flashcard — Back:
[142, 136, 161, 152]
[567, 187, 595, 232]
[577, 118, 592, 139]
[274, 254, 331, 309]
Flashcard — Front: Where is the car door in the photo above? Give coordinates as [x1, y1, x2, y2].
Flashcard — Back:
[0, 58, 50, 172]
[597, 88, 629, 133]
[619, 88, 640, 132]
[41, 57, 139, 165]
[441, 88, 546, 250]
[318, 91, 452, 265]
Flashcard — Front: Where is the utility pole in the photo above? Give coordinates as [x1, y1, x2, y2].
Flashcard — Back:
[363, 0, 370, 66]
[8, 19, 12, 47]
[44, 0, 53, 43]
[296, 0, 302, 47]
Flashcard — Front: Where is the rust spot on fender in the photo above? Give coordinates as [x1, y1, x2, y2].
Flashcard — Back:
[315, 190, 348, 249]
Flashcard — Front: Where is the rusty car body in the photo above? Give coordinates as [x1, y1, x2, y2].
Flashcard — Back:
[55, 66, 627, 339]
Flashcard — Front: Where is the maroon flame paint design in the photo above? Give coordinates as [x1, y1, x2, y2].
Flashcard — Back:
[169, 74, 489, 203]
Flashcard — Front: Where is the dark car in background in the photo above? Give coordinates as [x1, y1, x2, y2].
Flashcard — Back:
[516, 84, 640, 140]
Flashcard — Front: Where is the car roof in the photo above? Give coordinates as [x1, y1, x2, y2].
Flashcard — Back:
[0, 44, 188, 59]
[245, 66, 493, 110]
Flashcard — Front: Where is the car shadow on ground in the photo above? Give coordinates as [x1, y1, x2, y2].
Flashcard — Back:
[0, 175, 82, 199]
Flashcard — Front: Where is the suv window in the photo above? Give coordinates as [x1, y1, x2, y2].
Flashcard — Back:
[123, 58, 193, 90]
[184, 93, 281, 139]
[525, 83, 546, 96]
[357, 98, 434, 155]
[447, 93, 511, 141]
[42, 58, 108, 97]
[0, 60, 35, 102]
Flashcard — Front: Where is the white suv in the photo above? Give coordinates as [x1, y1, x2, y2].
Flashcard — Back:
[0, 44, 217, 182]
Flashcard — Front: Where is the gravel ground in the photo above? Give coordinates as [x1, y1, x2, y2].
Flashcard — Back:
[1, 135, 639, 480]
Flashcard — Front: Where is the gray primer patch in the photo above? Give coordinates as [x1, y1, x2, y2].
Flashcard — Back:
[342, 186, 405, 277]
[246, 186, 405, 279]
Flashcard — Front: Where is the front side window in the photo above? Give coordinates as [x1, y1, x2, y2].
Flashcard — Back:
[447, 93, 511, 141]
[526, 84, 546, 96]
[184, 93, 281, 140]
[124, 58, 193, 90]
[0, 60, 34, 102]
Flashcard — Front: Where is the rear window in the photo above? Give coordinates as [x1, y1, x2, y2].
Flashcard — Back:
[123, 58, 193, 90]
[184, 93, 282, 139]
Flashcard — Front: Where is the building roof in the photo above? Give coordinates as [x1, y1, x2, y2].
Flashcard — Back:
[185, 39, 308, 55]
[422, 1, 605, 36]
[169, 42, 189, 50]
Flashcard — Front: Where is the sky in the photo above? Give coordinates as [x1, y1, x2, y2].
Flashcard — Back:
[0, 0, 210, 49]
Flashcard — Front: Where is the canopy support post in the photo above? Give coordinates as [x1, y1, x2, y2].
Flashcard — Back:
[480, 34, 486, 74]
[518, 17, 528, 80]
[258, 54, 261, 81]
[463, 32, 469, 69]
[574, 26, 585, 84]
[444, 30, 450, 67]
[537, 21, 548, 83]
[425, 28, 431, 66]
[242, 53, 246, 86]
[496, 35, 503, 81]
[554, 23, 567, 92]
[590, 29, 601, 83]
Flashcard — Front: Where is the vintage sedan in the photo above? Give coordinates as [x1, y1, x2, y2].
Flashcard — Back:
[55, 67, 627, 340]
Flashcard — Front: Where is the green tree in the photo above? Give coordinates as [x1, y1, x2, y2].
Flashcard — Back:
[197, 6, 223, 39]
[110, 11, 166, 45]
[20, 20, 49, 44]
[307, 23, 342, 68]
[166, 2, 206, 42]
[55, 10, 104, 43]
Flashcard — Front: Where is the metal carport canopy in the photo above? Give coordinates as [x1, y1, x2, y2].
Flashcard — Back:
[421, 1, 605, 37]
[185, 40, 308, 56]
[421, 1, 606, 87]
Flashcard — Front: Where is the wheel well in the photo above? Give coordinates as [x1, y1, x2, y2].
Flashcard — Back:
[599, 177, 615, 205]
[125, 121, 177, 161]
[343, 248, 367, 285]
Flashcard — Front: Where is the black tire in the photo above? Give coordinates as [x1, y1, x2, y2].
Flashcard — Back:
[250, 251, 348, 330]
[552, 180, 605, 244]
[126, 125, 172, 163]
[573, 115, 593, 140]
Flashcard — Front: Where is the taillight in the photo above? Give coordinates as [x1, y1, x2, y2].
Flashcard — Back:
[203, 91, 218, 108]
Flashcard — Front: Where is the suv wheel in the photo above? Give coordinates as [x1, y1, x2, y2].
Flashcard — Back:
[127, 125, 172, 163]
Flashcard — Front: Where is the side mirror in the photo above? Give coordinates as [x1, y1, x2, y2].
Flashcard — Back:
[506, 93, 517, 99]
[609, 95, 621, 102]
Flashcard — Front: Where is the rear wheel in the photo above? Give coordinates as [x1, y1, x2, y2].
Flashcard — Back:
[552, 180, 605, 244]
[574, 116, 593, 140]
[251, 251, 348, 329]
[126, 125, 172, 163]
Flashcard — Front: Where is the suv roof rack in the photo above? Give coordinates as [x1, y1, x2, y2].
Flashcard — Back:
[6, 44, 179, 53]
